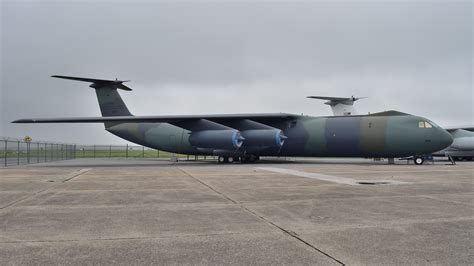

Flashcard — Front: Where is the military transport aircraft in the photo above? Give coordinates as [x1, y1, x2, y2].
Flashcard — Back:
[13, 76, 453, 164]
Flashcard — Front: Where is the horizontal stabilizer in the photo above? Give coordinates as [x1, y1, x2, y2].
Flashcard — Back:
[52, 75, 132, 91]
[307, 96, 366, 106]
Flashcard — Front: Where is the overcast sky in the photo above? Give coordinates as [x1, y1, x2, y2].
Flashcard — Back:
[1, 0, 472, 144]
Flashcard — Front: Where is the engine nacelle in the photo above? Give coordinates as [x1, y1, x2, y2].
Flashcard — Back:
[241, 129, 287, 147]
[189, 130, 244, 150]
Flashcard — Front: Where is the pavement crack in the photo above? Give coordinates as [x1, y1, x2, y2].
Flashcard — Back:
[0, 232, 246, 244]
[178, 167, 238, 204]
[240, 204, 345, 265]
[0, 168, 91, 211]
[177, 167, 344, 265]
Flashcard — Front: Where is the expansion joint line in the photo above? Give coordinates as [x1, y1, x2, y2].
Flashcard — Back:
[177, 167, 345, 265]
[177, 167, 237, 204]
[241, 205, 345, 265]
[0, 168, 91, 210]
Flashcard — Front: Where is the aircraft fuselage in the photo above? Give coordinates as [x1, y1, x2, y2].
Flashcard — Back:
[106, 112, 453, 158]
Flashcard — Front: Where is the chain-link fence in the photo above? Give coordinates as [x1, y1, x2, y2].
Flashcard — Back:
[1, 139, 75, 167]
[74, 144, 215, 160]
[75, 145, 163, 158]
[1, 138, 216, 167]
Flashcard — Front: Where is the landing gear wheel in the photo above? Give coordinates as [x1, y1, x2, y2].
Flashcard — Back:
[414, 157, 424, 165]
[218, 156, 229, 163]
[228, 156, 234, 163]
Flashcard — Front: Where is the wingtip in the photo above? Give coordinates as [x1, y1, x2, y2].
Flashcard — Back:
[12, 119, 35, 123]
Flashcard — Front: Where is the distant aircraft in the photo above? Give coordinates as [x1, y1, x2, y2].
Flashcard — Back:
[308, 95, 473, 161]
[434, 127, 474, 161]
[307, 96, 366, 116]
[12, 76, 453, 164]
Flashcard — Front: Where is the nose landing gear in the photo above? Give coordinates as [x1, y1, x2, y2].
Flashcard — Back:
[414, 156, 424, 165]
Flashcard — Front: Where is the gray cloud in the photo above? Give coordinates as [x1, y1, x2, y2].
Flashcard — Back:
[1, 0, 472, 144]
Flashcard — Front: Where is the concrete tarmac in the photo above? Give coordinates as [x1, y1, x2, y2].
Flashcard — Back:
[1, 158, 473, 265]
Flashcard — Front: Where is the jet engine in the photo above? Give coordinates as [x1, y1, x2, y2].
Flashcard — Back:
[241, 129, 287, 147]
[189, 130, 244, 150]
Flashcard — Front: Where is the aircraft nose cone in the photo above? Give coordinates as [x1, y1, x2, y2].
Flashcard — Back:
[438, 129, 453, 150]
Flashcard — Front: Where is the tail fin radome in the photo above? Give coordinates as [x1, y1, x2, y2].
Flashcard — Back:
[52, 75, 133, 117]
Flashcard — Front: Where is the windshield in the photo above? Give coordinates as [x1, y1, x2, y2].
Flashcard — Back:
[418, 121, 435, 128]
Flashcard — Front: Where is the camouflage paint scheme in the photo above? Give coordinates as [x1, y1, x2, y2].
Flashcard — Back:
[14, 80, 453, 158]
[96, 87, 452, 158]
[106, 113, 451, 158]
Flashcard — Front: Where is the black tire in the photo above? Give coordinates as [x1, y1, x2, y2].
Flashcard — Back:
[414, 157, 424, 165]
[218, 156, 228, 163]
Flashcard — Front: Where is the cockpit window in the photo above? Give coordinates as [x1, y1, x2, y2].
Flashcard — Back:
[419, 121, 433, 128]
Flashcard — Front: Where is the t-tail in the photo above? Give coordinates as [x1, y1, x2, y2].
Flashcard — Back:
[307, 96, 366, 116]
[51, 75, 133, 127]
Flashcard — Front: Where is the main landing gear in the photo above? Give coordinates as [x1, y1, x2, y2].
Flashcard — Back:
[217, 155, 259, 164]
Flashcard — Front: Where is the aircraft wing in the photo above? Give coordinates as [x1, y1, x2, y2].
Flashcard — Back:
[12, 113, 300, 131]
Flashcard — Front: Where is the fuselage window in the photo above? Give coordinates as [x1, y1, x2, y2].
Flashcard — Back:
[424, 122, 433, 128]
[419, 121, 425, 128]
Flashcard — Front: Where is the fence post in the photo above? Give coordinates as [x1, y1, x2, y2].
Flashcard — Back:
[93, 145, 96, 158]
[126, 144, 128, 159]
[17, 141, 20, 165]
[109, 145, 112, 158]
[142, 146, 145, 158]
[37, 143, 39, 163]
[26, 142, 30, 164]
[4, 140, 7, 167]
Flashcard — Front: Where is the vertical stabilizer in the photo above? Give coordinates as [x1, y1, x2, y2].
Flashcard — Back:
[95, 87, 132, 117]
